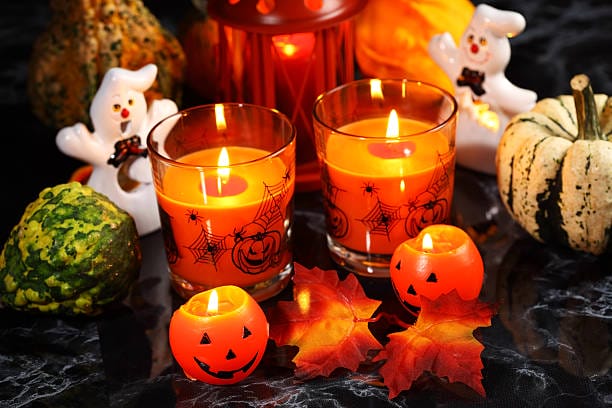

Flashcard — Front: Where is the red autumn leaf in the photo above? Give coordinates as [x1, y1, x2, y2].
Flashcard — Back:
[267, 263, 384, 379]
[374, 291, 495, 399]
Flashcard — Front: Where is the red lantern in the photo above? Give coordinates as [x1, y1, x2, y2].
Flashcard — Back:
[169, 285, 269, 385]
[207, 0, 367, 191]
[390, 224, 484, 315]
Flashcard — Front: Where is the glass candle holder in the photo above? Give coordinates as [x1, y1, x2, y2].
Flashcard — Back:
[312, 78, 458, 277]
[147, 103, 296, 301]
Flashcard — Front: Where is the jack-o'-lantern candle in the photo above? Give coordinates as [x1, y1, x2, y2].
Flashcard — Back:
[389, 224, 484, 315]
[169, 285, 269, 385]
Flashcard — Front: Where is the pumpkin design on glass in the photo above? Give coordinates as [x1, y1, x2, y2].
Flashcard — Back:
[169, 285, 269, 385]
[389, 224, 484, 315]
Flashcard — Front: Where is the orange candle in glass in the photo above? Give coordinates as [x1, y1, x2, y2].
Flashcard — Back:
[148, 104, 296, 301]
[389, 224, 484, 315]
[313, 79, 458, 277]
[327, 111, 454, 255]
[169, 285, 269, 385]
[156, 146, 292, 286]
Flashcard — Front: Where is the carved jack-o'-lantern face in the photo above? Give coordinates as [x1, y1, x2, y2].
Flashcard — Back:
[390, 224, 484, 315]
[169, 285, 269, 385]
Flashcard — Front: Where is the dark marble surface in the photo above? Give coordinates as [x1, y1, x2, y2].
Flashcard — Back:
[1, 1, 611, 407]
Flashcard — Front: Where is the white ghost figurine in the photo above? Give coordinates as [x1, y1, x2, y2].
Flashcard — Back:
[428, 3, 537, 174]
[56, 64, 178, 236]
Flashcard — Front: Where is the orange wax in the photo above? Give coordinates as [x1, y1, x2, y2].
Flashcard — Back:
[169, 285, 269, 385]
[390, 224, 484, 311]
[156, 146, 294, 289]
[203, 174, 248, 197]
[322, 117, 455, 255]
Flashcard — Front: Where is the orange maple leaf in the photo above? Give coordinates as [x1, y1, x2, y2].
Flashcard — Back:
[267, 264, 384, 379]
[374, 291, 495, 399]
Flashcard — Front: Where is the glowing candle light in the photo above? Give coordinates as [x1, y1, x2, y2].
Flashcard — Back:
[200, 147, 249, 198]
[207, 288, 219, 315]
[422, 232, 433, 252]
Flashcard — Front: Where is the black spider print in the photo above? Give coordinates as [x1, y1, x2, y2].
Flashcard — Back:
[185, 209, 204, 225]
[361, 181, 379, 196]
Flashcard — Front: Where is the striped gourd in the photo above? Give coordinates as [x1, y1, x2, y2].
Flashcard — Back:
[496, 74, 612, 255]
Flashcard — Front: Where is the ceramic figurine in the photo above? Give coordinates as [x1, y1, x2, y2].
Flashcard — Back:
[56, 64, 178, 236]
[428, 3, 537, 174]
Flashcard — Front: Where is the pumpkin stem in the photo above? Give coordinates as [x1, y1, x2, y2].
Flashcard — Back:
[570, 74, 605, 140]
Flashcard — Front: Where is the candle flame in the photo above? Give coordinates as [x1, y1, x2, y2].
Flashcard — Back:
[386, 109, 399, 139]
[281, 43, 298, 57]
[422, 233, 433, 252]
[370, 78, 383, 101]
[207, 289, 219, 315]
[217, 147, 231, 192]
[215, 103, 227, 131]
[217, 147, 230, 168]
[274, 35, 298, 57]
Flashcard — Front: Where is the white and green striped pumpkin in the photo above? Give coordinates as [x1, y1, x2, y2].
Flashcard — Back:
[496, 74, 612, 256]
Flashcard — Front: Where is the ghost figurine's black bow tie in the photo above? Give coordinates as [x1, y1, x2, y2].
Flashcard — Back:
[107, 135, 148, 168]
[456, 67, 486, 97]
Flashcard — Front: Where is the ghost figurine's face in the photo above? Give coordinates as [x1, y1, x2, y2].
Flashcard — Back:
[460, 28, 491, 66]
[90, 82, 148, 142]
[458, 6, 518, 76]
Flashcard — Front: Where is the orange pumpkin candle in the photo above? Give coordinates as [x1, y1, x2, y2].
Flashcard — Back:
[169, 285, 269, 385]
[389, 224, 484, 314]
